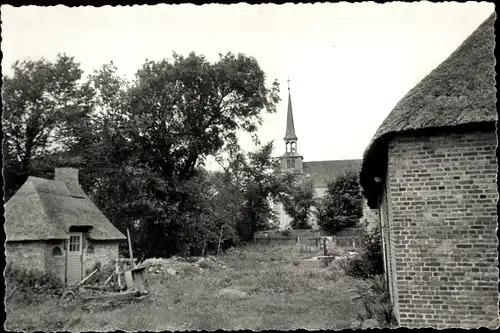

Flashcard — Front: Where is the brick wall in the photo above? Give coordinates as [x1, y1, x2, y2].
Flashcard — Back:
[83, 240, 120, 275]
[386, 130, 498, 328]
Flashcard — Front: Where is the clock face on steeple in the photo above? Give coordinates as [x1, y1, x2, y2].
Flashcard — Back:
[287, 159, 295, 168]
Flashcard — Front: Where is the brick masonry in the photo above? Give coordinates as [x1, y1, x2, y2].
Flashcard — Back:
[384, 130, 498, 328]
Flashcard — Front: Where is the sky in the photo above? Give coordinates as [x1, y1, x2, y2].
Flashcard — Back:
[1, 2, 495, 170]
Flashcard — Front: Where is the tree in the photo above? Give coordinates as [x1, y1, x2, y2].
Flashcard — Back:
[125, 51, 280, 181]
[235, 141, 286, 241]
[280, 175, 317, 229]
[2, 54, 93, 200]
[84, 52, 279, 258]
[316, 171, 364, 234]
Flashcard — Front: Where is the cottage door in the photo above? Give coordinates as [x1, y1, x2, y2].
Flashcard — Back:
[66, 232, 83, 285]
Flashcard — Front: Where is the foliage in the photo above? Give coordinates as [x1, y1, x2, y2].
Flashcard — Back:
[349, 275, 397, 327]
[3, 52, 281, 259]
[4, 264, 63, 305]
[126, 51, 279, 181]
[316, 171, 364, 234]
[342, 224, 384, 279]
[2, 54, 94, 200]
[279, 174, 316, 229]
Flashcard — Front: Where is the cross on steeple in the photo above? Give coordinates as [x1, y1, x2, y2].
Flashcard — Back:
[287, 77, 291, 91]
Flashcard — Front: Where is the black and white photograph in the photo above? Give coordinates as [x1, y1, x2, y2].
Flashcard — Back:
[1, 2, 498, 331]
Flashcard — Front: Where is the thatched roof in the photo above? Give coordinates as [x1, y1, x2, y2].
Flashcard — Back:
[5, 176, 127, 242]
[360, 13, 497, 208]
[303, 159, 362, 188]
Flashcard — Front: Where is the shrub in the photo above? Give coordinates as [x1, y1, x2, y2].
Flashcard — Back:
[316, 171, 364, 234]
[342, 225, 383, 279]
[5, 264, 63, 305]
[350, 275, 397, 327]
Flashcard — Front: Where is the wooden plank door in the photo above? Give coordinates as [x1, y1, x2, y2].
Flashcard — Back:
[67, 232, 83, 285]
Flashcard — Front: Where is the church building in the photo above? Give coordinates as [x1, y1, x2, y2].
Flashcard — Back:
[273, 84, 366, 230]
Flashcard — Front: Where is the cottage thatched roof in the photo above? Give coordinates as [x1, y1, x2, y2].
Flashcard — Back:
[303, 159, 362, 188]
[5, 176, 127, 242]
[360, 13, 497, 208]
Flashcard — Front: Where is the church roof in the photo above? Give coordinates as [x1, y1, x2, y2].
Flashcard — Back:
[284, 89, 298, 141]
[303, 159, 362, 188]
[360, 13, 497, 208]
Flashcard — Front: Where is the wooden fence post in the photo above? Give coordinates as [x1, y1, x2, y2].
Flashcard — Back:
[216, 225, 224, 256]
[126, 229, 136, 268]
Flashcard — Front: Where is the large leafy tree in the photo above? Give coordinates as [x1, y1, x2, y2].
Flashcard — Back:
[126, 51, 279, 181]
[92, 52, 278, 257]
[236, 141, 285, 241]
[2, 54, 94, 200]
[118, 52, 280, 255]
[280, 175, 317, 229]
[316, 171, 364, 234]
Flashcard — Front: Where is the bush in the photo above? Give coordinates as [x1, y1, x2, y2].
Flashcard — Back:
[350, 275, 397, 327]
[316, 171, 364, 234]
[5, 264, 63, 305]
[342, 225, 383, 279]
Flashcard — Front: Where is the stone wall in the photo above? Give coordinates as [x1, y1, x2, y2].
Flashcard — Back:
[6, 241, 47, 272]
[386, 130, 498, 328]
[44, 240, 66, 282]
[83, 240, 120, 275]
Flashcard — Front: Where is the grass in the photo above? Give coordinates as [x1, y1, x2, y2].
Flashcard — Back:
[5, 244, 372, 331]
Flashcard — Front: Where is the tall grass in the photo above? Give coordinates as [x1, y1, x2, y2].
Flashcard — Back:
[6, 244, 371, 331]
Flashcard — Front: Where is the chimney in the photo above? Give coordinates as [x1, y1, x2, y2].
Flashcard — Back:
[54, 167, 79, 185]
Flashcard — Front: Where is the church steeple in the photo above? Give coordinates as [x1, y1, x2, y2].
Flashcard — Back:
[279, 78, 303, 173]
[284, 79, 298, 154]
[284, 86, 297, 141]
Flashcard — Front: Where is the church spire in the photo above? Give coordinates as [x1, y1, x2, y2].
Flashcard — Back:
[284, 79, 298, 141]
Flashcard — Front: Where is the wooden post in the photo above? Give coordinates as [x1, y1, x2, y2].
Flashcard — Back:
[323, 238, 327, 256]
[202, 238, 207, 257]
[115, 261, 122, 289]
[77, 269, 98, 287]
[127, 229, 136, 268]
[216, 225, 224, 256]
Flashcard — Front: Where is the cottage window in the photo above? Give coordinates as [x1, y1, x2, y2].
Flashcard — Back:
[69, 235, 81, 252]
[52, 246, 63, 256]
[86, 245, 95, 254]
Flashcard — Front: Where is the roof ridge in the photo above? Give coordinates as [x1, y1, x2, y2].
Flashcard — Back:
[304, 159, 362, 163]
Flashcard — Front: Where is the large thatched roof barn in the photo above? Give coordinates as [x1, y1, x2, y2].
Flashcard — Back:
[5, 167, 127, 285]
[360, 13, 497, 329]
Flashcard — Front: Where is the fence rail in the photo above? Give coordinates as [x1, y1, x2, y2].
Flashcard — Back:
[253, 235, 363, 249]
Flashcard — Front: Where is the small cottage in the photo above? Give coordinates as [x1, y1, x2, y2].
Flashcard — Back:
[360, 13, 497, 328]
[5, 167, 127, 285]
